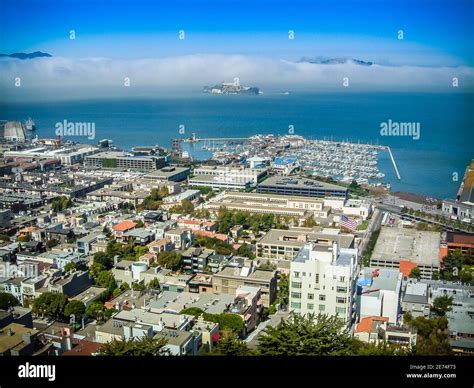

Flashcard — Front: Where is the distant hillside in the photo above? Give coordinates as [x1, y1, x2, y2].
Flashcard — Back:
[299, 57, 373, 66]
[0, 51, 52, 59]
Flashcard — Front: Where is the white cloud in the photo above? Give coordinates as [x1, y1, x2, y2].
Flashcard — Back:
[1, 54, 472, 100]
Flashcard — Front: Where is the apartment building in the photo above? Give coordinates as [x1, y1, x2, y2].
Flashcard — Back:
[289, 242, 358, 326]
[212, 264, 277, 307]
[256, 227, 355, 262]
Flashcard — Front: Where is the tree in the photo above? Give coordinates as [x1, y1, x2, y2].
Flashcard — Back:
[302, 215, 317, 228]
[46, 239, 59, 249]
[237, 243, 254, 259]
[432, 296, 453, 317]
[204, 313, 245, 335]
[256, 313, 354, 356]
[93, 252, 114, 270]
[51, 196, 73, 212]
[403, 313, 451, 355]
[95, 271, 117, 291]
[32, 292, 68, 319]
[180, 307, 205, 317]
[86, 302, 106, 321]
[0, 234, 10, 242]
[0, 292, 19, 310]
[90, 262, 106, 279]
[64, 300, 86, 319]
[148, 278, 160, 290]
[212, 329, 253, 356]
[98, 336, 169, 356]
[156, 251, 182, 270]
[408, 266, 421, 279]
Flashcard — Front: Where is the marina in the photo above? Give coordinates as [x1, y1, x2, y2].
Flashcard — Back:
[181, 134, 400, 187]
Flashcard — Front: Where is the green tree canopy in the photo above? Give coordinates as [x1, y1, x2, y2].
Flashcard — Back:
[431, 296, 453, 317]
[0, 292, 19, 310]
[98, 336, 169, 356]
[408, 266, 421, 279]
[95, 271, 117, 291]
[32, 292, 68, 319]
[64, 300, 86, 319]
[256, 313, 354, 356]
[211, 329, 253, 356]
[156, 251, 182, 270]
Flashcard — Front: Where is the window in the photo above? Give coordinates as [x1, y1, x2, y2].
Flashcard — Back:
[307, 303, 314, 310]
[291, 302, 301, 309]
[336, 307, 346, 315]
[319, 304, 325, 311]
[336, 286, 347, 293]
[293, 271, 300, 278]
[291, 281, 302, 289]
[291, 292, 301, 299]
[339, 276, 345, 282]
[315, 274, 319, 284]
[336, 297, 347, 304]
[307, 293, 314, 300]
[319, 295, 326, 301]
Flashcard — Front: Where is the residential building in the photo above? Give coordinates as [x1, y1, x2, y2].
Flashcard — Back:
[256, 227, 354, 262]
[213, 263, 277, 307]
[164, 228, 194, 250]
[401, 281, 430, 318]
[289, 242, 358, 326]
[357, 268, 402, 324]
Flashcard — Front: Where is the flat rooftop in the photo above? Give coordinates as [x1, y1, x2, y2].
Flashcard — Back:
[258, 176, 347, 192]
[258, 228, 354, 248]
[372, 227, 440, 266]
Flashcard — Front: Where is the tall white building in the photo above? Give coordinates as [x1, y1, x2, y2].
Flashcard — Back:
[289, 242, 358, 326]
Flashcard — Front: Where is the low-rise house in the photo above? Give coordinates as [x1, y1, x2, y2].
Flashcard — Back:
[213, 264, 277, 307]
[155, 329, 201, 356]
[147, 238, 174, 256]
[358, 268, 402, 324]
[122, 228, 155, 245]
[71, 286, 108, 308]
[401, 281, 430, 318]
[46, 270, 93, 298]
[354, 316, 417, 348]
[164, 228, 194, 250]
[181, 247, 214, 274]
[0, 323, 51, 356]
[112, 220, 137, 241]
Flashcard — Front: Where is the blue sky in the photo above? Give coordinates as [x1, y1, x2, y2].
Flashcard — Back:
[0, 0, 472, 65]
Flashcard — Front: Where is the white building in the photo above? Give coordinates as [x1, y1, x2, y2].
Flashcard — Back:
[289, 242, 358, 326]
[357, 268, 402, 324]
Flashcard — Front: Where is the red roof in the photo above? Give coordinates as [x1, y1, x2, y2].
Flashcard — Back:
[63, 340, 102, 356]
[355, 316, 389, 333]
[195, 230, 228, 241]
[112, 220, 137, 232]
[399, 260, 417, 277]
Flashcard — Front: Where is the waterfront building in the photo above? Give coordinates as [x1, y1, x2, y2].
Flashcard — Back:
[84, 151, 167, 170]
[442, 159, 474, 223]
[189, 165, 267, 191]
[257, 176, 347, 199]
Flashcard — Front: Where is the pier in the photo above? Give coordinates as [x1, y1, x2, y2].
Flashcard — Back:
[182, 137, 249, 143]
[386, 146, 401, 180]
